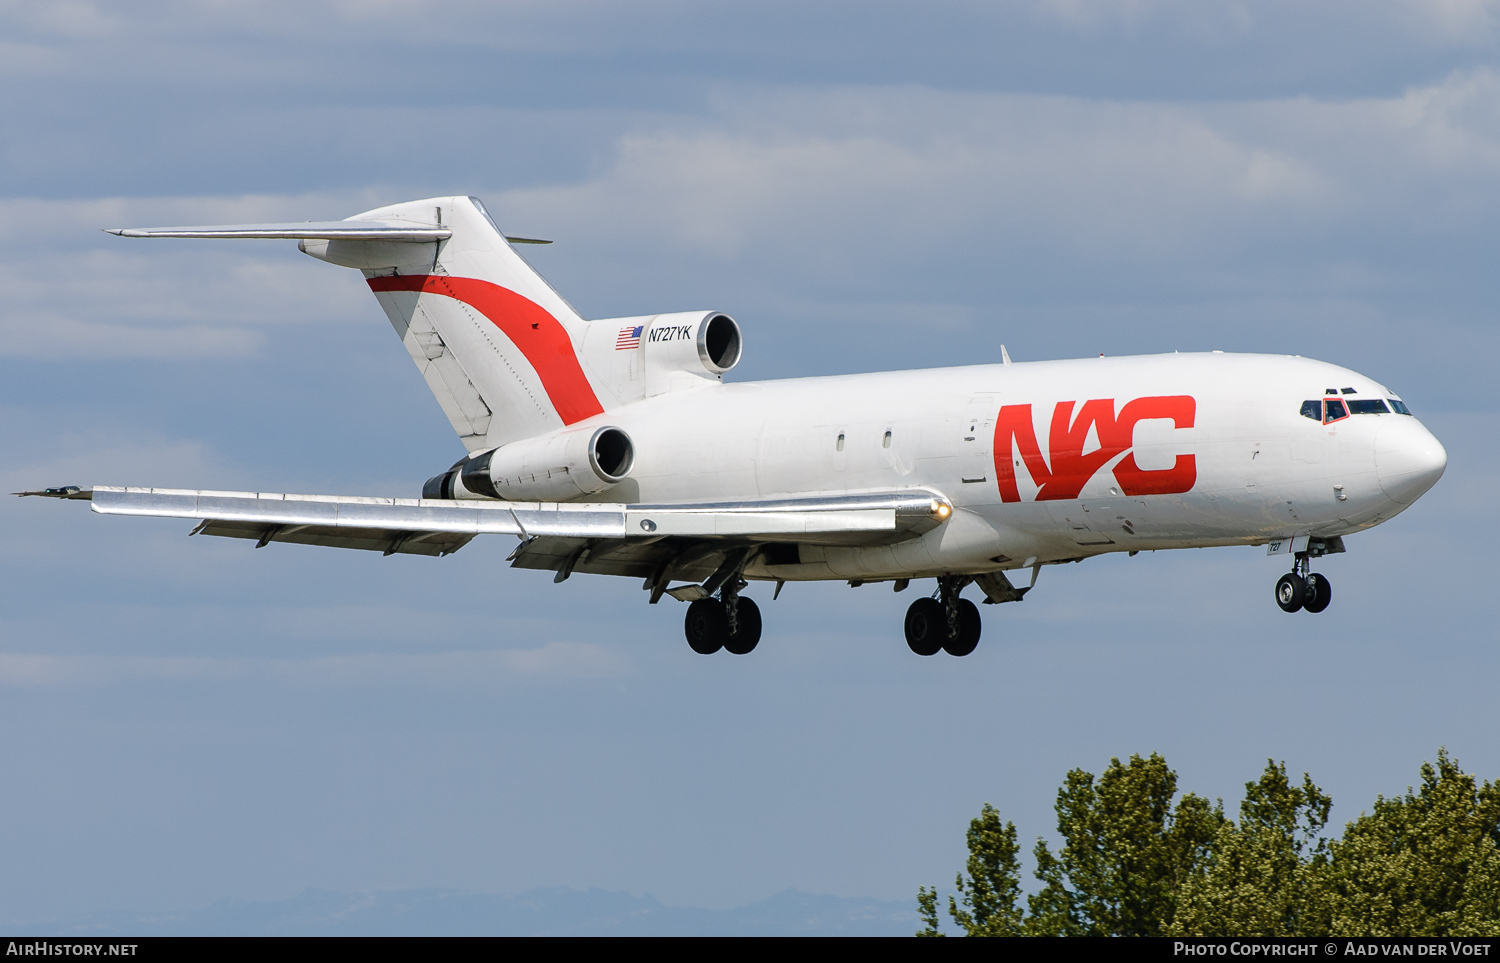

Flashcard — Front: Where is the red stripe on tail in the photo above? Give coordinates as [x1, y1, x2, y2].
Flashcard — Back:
[368, 275, 605, 425]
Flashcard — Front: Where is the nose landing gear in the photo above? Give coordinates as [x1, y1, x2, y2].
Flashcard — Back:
[905, 576, 982, 656]
[1275, 554, 1333, 614]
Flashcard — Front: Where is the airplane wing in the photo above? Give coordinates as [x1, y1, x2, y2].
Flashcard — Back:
[20, 486, 950, 588]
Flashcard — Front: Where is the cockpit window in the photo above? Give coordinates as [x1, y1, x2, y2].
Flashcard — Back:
[1389, 399, 1412, 415]
[1340, 387, 1357, 395]
[1300, 400, 1321, 420]
[1323, 399, 1348, 424]
[1347, 399, 1390, 415]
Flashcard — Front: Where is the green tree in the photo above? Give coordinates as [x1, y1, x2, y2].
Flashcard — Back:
[916, 885, 944, 937]
[1172, 760, 1332, 936]
[949, 803, 1026, 936]
[918, 750, 1500, 937]
[1027, 753, 1225, 936]
[915, 803, 1024, 936]
[1319, 749, 1500, 936]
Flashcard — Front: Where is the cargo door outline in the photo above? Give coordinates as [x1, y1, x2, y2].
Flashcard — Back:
[960, 395, 998, 484]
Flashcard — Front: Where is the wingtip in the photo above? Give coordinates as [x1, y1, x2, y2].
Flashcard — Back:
[15, 486, 92, 499]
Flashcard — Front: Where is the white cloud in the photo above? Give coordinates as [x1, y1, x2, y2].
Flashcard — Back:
[1035, 0, 1500, 44]
[1401, 0, 1500, 41]
[1038, 0, 1192, 30]
[0, 312, 262, 360]
[12, 71, 1500, 360]
[0, 0, 118, 39]
[0, 433, 218, 491]
[0, 192, 387, 359]
[490, 71, 1500, 281]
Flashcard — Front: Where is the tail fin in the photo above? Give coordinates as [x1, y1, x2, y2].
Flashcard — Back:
[304, 196, 605, 450]
[106, 196, 624, 451]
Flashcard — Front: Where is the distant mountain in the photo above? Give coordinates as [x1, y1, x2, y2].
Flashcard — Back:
[20, 886, 919, 937]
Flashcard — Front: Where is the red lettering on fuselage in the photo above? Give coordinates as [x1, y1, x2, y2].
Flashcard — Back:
[993, 395, 1196, 502]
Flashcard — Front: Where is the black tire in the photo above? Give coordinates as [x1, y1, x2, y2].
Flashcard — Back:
[724, 597, 763, 655]
[904, 597, 945, 656]
[943, 599, 982, 657]
[1303, 573, 1332, 614]
[1275, 573, 1306, 613]
[685, 598, 727, 654]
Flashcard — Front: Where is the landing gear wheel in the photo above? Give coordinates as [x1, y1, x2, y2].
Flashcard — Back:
[942, 599, 982, 657]
[1303, 573, 1332, 614]
[1275, 573, 1306, 613]
[724, 597, 763, 655]
[904, 597, 944, 656]
[685, 599, 727, 654]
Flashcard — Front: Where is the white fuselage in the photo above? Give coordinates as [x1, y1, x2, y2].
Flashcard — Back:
[567, 351, 1445, 582]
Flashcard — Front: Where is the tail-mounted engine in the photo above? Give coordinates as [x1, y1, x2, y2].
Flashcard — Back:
[424, 425, 635, 502]
[645, 311, 742, 384]
[582, 311, 742, 403]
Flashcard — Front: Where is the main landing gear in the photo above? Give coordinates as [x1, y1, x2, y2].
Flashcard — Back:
[1275, 554, 1333, 614]
[905, 576, 981, 657]
[683, 583, 763, 655]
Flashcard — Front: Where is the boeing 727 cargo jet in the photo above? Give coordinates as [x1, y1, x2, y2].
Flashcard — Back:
[21, 196, 1448, 657]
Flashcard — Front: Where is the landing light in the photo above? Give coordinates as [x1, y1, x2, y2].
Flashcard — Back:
[932, 500, 952, 519]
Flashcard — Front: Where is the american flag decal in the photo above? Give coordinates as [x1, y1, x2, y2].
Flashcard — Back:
[615, 325, 644, 350]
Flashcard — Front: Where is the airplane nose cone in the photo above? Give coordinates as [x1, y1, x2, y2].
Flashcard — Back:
[1375, 417, 1447, 505]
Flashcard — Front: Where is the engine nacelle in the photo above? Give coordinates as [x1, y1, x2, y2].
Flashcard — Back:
[643, 310, 742, 388]
[582, 311, 742, 402]
[423, 425, 635, 502]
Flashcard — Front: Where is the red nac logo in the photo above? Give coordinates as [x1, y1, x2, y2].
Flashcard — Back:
[993, 395, 1196, 502]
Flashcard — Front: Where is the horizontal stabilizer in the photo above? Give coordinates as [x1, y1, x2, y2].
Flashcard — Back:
[105, 220, 452, 241]
[104, 221, 551, 244]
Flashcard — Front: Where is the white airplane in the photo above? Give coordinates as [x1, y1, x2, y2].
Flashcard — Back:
[22, 195, 1448, 657]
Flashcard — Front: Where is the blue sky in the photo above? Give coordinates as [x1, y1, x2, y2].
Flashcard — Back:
[1, 0, 1497, 924]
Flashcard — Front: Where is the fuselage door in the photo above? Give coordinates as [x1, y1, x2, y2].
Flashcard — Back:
[960, 395, 998, 485]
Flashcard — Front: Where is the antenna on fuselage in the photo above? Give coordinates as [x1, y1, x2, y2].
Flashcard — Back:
[1000, 345, 1012, 365]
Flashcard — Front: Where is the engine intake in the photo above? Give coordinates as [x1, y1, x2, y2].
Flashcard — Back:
[698, 313, 742, 373]
[423, 426, 635, 502]
[583, 310, 742, 401]
[637, 311, 741, 396]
